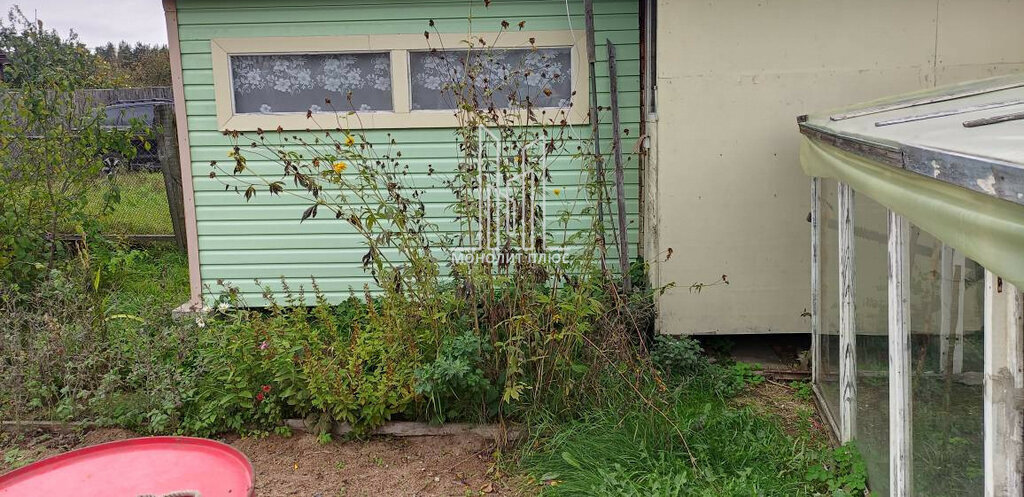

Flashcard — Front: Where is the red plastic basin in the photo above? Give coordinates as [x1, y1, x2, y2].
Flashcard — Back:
[0, 436, 254, 497]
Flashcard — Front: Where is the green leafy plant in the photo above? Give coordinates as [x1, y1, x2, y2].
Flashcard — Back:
[650, 335, 707, 377]
[791, 380, 814, 401]
[415, 331, 497, 423]
[710, 361, 765, 397]
[2, 447, 27, 469]
[805, 443, 870, 496]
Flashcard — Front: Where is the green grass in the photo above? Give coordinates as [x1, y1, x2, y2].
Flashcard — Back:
[86, 172, 173, 235]
[515, 371, 866, 496]
[103, 242, 189, 318]
[86, 242, 191, 432]
[854, 376, 983, 497]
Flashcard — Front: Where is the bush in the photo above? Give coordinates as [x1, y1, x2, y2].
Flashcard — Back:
[180, 292, 420, 436]
[0, 267, 107, 421]
[415, 331, 498, 424]
[651, 335, 707, 377]
[178, 276, 649, 435]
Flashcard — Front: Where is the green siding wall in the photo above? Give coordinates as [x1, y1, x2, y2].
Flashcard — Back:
[175, 0, 641, 303]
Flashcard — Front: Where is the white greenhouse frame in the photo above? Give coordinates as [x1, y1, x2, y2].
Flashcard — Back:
[810, 179, 1023, 496]
[802, 75, 1024, 496]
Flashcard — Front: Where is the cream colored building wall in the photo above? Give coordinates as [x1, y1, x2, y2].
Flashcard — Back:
[651, 0, 1024, 334]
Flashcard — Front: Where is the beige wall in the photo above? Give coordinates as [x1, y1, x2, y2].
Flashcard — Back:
[651, 0, 1024, 334]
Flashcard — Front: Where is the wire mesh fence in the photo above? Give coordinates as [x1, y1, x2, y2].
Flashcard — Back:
[75, 88, 182, 241]
[93, 169, 174, 237]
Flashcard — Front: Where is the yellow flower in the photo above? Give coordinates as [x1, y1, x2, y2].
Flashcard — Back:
[553, 188, 562, 196]
[227, 150, 235, 158]
[344, 134, 355, 147]
[332, 161, 348, 173]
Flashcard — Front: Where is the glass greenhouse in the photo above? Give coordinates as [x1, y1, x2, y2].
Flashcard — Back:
[800, 74, 1024, 496]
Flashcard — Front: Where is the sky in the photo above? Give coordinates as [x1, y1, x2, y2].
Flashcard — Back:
[0, 0, 167, 49]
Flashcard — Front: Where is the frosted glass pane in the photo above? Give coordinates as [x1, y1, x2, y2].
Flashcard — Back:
[409, 47, 572, 111]
[230, 53, 393, 114]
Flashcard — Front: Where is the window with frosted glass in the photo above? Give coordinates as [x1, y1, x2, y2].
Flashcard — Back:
[229, 52, 393, 114]
[409, 47, 572, 111]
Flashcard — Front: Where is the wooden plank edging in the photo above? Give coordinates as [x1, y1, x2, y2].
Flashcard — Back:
[284, 420, 519, 440]
[0, 420, 91, 433]
[1, 420, 517, 441]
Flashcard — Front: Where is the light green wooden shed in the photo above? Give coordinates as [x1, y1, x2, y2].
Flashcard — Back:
[161, 0, 646, 309]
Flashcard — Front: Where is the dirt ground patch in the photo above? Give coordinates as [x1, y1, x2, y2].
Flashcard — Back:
[1, 427, 519, 496]
[732, 380, 833, 445]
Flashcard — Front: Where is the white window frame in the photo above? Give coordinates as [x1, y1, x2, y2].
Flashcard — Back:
[210, 31, 589, 131]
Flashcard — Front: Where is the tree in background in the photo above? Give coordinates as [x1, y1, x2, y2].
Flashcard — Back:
[0, 6, 125, 88]
[0, 6, 171, 89]
[95, 41, 171, 87]
[0, 6, 136, 284]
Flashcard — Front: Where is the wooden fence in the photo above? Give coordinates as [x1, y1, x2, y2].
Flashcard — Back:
[75, 87, 172, 106]
[155, 103, 187, 250]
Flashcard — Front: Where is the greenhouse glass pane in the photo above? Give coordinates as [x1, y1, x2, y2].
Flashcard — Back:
[852, 192, 889, 495]
[817, 178, 841, 425]
[908, 225, 984, 496]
